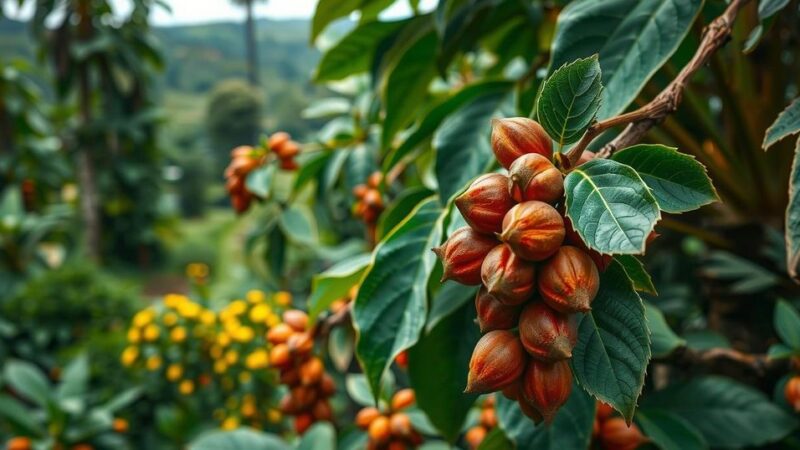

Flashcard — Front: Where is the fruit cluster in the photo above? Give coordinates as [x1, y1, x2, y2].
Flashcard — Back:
[352, 171, 385, 243]
[464, 396, 497, 449]
[592, 402, 648, 450]
[355, 389, 422, 449]
[267, 309, 336, 434]
[224, 131, 301, 213]
[433, 118, 603, 423]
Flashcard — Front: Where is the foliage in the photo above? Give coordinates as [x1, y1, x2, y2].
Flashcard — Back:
[207, 79, 264, 167]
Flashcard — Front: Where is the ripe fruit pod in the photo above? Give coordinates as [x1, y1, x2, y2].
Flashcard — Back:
[475, 288, 521, 332]
[267, 323, 293, 344]
[785, 375, 800, 412]
[294, 412, 314, 434]
[599, 418, 649, 450]
[521, 359, 572, 423]
[287, 332, 314, 355]
[517, 398, 544, 424]
[596, 401, 614, 421]
[299, 357, 324, 385]
[466, 330, 526, 394]
[508, 153, 564, 204]
[269, 343, 291, 369]
[356, 406, 381, 429]
[433, 227, 498, 285]
[518, 301, 578, 361]
[491, 118, 553, 169]
[389, 413, 413, 437]
[320, 373, 336, 396]
[465, 426, 487, 449]
[455, 173, 515, 234]
[312, 399, 333, 421]
[538, 246, 600, 313]
[269, 131, 291, 150]
[481, 244, 537, 305]
[368, 415, 392, 444]
[480, 408, 497, 428]
[391, 388, 416, 411]
[500, 201, 565, 261]
[283, 310, 309, 332]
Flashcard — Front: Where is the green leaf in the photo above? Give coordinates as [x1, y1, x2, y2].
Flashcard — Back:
[572, 261, 651, 422]
[774, 300, 800, 349]
[785, 139, 800, 280]
[496, 383, 595, 449]
[377, 186, 435, 240]
[764, 97, 800, 149]
[315, 20, 409, 82]
[245, 164, 276, 198]
[0, 396, 41, 437]
[345, 372, 394, 408]
[434, 88, 509, 202]
[278, 205, 318, 245]
[353, 198, 444, 399]
[642, 376, 798, 448]
[56, 353, 89, 400]
[615, 255, 657, 295]
[611, 144, 717, 213]
[549, 0, 703, 119]
[383, 80, 514, 173]
[426, 281, 478, 333]
[408, 301, 480, 442]
[645, 302, 685, 358]
[311, 0, 361, 42]
[102, 387, 142, 413]
[328, 326, 355, 372]
[4, 360, 51, 407]
[293, 152, 333, 195]
[297, 423, 336, 450]
[635, 409, 707, 450]
[188, 429, 289, 450]
[759, 0, 791, 19]
[767, 343, 797, 359]
[536, 55, 603, 147]
[308, 253, 372, 324]
[564, 159, 661, 255]
[382, 32, 439, 148]
[477, 427, 514, 450]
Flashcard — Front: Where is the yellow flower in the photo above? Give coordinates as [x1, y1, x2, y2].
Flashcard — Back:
[273, 291, 292, 306]
[238, 371, 252, 384]
[249, 304, 271, 323]
[146, 355, 162, 371]
[217, 332, 232, 347]
[133, 309, 155, 328]
[170, 326, 187, 343]
[225, 350, 239, 365]
[267, 408, 282, 423]
[127, 328, 140, 344]
[221, 416, 239, 430]
[179, 302, 201, 319]
[120, 346, 139, 366]
[166, 363, 183, 381]
[178, 379, 195, 395]
[266, 314, 280, 328]
[245, 349, 269, 370]
[213, 360, 228, 374]
[241, 402, 256, 418]
[164, 293, 187, 309]
[163, 312, 179, 327]
[200, 310, 216, 325]
[246, 290, 266, 304]
[234, 326, 255, 343]
[143, 324, 160, 341]
[186, 263, 209, 279]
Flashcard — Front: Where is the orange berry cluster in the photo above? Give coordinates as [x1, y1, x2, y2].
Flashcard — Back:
[224, 131, 301, 214]
[355, 389, 422, 450]
[592, 402, 648, 450]
[434, 118, 604, 423]
[267, 309, 336, 434]
[465, 396, 497, 449]
[352, 171, 385, 243]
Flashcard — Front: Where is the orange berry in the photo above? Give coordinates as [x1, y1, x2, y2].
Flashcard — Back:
[391, 388, 416, 411]
[368, 415, 391, 444]
[356, 406, 381, 430]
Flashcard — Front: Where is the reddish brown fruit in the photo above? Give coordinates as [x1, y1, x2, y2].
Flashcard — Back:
[269, 132, 291, 150]
[455, 173, 515, 234]
[433, 227, 498, 285]
[538, 246, 600, 313]
[275, 140, 301, 159]
[481, 244, 537, 305]
[508, 153, 564, 204]
[502, 380, 521, 400]
[518, 302, 578, 361]
[267, 323, 294, 344]
[391, 388, 416, 411]
[368, 416, 392, 444]
[465, 426, 487, 449]
[356, 407, 381, 429]
[518, 398, 544, 424]
[785, 376, 800, 412]
[395, 350, 409, 368]
[270, 344, 291, 369]
[320, 374, 336, 396]
[480, 408, 497, 428]
[500, 201, 565, 261]
[388, 441, 408, 450]
[483, 395, 495, 408]
[563, 215, 612, 271]
[299, 357, 324, 385]
[280, 158, 299, 171]
[367, 171, 383, 189]
[280, 367, 300, 385]
[291, 385, 318, 409]
[294, 413, 314, 434]
[287, 332, 314, 355]
[599, 418, 648, 450]
[312, 399, 333, 421]
[389, 413, 413, 437]
[491, 118, 553, 169]
[280, 392, 299, 414]
[283, 310, 309, 332]
[466, 330, 526, 393]
[6, 437, 32, 450]
[363, 189, 383, 208]
[596, 402, 614, 421]
[522, 360, 572, 423]
[475, 288, 521, 332]
[353, 184, 369, 199]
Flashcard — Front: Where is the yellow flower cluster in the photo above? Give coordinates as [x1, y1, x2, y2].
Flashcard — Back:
[122, 290, 293, 430]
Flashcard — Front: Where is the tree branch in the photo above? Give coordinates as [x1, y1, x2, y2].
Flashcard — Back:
[566, 0, 751, 165]
[654, 345, 788, 378]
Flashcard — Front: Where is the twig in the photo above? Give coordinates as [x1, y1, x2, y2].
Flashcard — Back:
[312, 302, 352, 339]
[565, 0, 751, 165]
[654, 345, 788, 378]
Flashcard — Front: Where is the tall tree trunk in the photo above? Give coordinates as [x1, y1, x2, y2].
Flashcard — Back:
[244, 0, 259, 85]
[76, 0, 101, 262]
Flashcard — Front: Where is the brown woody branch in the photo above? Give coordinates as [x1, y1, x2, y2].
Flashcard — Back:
[654, 345, 789, 378]
[566, 0, 751, 165]
[312, 302, 352, 339]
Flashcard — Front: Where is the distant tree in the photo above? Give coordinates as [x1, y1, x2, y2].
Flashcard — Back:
[206, 79, 263, 167]
[232, 0, 266, 85]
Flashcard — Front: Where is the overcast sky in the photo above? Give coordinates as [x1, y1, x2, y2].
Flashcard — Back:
[3, 0, 436, 26]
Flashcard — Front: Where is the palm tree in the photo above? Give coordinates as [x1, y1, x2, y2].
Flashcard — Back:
[232, 0, 264, 86]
